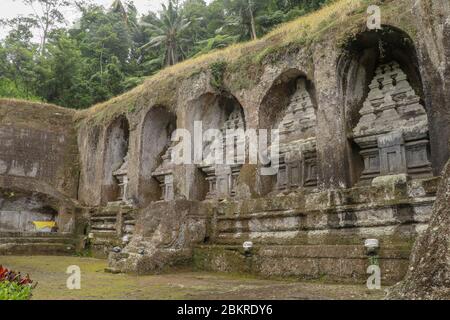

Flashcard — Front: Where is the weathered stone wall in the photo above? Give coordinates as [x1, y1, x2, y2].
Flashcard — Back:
[77, 123, 104, 206]
[387, 161, 450, 299]
[0, 99, 80, 236]
[0, 99, 79, 198]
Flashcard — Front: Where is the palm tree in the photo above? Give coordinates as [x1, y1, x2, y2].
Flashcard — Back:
[110, 0, 140, 31]
[217, 0, 258, 41]
[140, 0, 191, 66]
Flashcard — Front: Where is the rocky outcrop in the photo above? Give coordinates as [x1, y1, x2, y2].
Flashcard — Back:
[388, 160, 450, 299]
[108, 200, 211, 274]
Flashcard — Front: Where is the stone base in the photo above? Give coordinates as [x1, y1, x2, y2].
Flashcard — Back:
[0, 232, 78, 256]
[194, 178, 438, 283]
[107, 200, 212, 274]
[194, 244, 410, 284]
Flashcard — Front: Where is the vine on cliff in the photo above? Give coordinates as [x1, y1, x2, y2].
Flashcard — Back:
[210, 61, 228, 90]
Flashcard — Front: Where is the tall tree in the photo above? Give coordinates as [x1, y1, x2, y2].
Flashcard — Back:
[0, 0, 333, 108]
[217, 0, 266, 41]
[0, 16, 39, 98]
[18, 0, 72, 54]
[140, 0, 191, 66]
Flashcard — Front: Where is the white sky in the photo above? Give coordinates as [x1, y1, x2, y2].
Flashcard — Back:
[0, 0, 168, 39]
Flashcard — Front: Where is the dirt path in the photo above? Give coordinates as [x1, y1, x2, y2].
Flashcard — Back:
[0, 256, 386, 300]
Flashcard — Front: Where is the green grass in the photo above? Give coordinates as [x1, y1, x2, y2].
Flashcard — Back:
[0, 255, 385, 300]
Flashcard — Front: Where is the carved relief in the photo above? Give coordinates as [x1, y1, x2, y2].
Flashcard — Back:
[200, 108, 246, 199]
[352, 61, 432, 182]
[151, 145, 176, 201]
[112, 153, 129, 203]
[271, 78, 318, 192]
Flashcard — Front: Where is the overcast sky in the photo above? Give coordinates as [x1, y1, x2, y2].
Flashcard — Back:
[0, 0, 169, 39]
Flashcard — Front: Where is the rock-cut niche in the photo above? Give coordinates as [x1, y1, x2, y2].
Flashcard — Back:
[102, 115, 130, 204]
[186, 93, 246, 201]
[259, 70, 318, 195]
[338, 27, 434, 186]
[0, 191, 59, 233]
[140, 106, 177, 205]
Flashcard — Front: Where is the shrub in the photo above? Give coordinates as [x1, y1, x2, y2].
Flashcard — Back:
[0, 265, 36, 300]
[0, 282, 33, 300]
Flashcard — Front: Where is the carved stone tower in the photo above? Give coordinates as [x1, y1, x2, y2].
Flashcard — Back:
[200, 108, 246, 199]
[352, 61, 432, 183]
[271, 78, 318, 192]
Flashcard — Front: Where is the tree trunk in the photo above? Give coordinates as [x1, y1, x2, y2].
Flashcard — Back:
[248, 0, 257, 40]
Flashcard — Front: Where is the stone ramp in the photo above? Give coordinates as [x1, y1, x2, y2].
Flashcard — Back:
[0, 232, 77, 256]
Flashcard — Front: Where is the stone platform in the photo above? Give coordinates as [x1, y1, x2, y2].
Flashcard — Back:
[193, 177, 438, 283]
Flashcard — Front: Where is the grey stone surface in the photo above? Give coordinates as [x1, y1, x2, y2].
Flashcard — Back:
[388, 160, 450, 299]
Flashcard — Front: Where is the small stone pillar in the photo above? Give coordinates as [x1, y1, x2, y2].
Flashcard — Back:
[113, 154, 129, 203]
[152, 146, 176, 201]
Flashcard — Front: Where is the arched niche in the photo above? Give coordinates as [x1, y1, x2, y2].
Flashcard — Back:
[102, 115, 130, 204]
[258, 69, 318, 195]
[139, 106, 177, 205]
[0, 188, 69, 233]
[185, 92, 246, 200]
[338, 26, 434, 185]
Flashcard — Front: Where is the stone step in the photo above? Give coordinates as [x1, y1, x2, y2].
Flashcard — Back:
[90, 230, 117, 237]
[91, 216, 117, 222]
[91, 223, 116, 230]
[217, 196, 436, 218]
[0, 231, 73, 238]
[0, 242, 76, 256]
[0, 237, 75, 244]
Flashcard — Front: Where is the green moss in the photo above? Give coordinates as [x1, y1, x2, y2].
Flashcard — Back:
[210, 60, 228, 90]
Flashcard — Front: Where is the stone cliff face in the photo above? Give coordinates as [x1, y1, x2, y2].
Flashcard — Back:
[0, 99, 80, 236]
[388, 160, 450, 299]
[0, 99, 79, 199]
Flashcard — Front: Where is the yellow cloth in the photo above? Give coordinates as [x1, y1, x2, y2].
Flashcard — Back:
[33, 221, 57, 230]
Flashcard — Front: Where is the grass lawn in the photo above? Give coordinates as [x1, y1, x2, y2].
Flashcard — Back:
[0, 256, 386, 300]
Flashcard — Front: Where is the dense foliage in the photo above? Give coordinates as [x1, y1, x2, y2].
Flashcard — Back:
[0, 0, 331, 109]
[0, 265, 36, 300]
